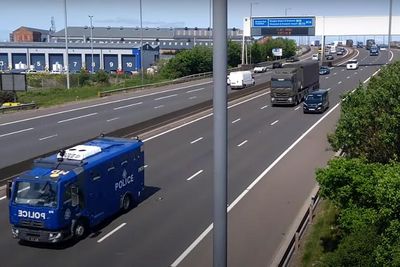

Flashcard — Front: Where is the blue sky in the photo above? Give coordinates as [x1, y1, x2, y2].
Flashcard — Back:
[0, 0, 398, 41]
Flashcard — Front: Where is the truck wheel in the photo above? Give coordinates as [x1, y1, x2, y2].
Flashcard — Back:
[74, 220, 87, 239]
[122, 194, 132, 212]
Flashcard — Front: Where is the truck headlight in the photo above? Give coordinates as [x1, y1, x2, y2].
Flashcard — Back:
[49, 232, 62, 242]
[288, 97, 293, 102]
[11, 227, 19, 238]
[271, 97, 275, 101]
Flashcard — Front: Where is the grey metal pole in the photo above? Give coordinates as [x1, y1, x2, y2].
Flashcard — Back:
[213, 0, 227, 265]
[64, 0, 70, 89]
[89, 15, 94, 73]
[209, 0, 212, 29]
[140, 0, 144, 84]
[388, 0, 393, 63]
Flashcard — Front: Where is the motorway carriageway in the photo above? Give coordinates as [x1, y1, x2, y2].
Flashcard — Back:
[0, 48, 391, 266]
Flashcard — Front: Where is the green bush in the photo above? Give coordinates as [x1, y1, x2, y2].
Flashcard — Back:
[0, 91, 17, 104]
[93, 70, 109, 84]
[78, 69, 90, 86]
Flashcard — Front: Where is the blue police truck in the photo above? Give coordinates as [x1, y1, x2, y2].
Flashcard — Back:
[7, 136, 144, 243]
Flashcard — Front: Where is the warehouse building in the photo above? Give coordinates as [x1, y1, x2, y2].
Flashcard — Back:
[0, 42, 159, 73]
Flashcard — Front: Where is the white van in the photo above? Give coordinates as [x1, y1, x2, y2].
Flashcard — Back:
[228, 71, 255, 89]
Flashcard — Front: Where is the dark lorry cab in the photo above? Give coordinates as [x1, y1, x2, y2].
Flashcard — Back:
[303, 89, 329, 113]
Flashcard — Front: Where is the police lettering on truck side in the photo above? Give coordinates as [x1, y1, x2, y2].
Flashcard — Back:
[115, 169, 134, 191]
[18, 210, 46, 220]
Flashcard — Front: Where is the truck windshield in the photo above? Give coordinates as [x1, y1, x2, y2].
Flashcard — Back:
[271, 80, 292, 88]
[13, 181, 58, 208]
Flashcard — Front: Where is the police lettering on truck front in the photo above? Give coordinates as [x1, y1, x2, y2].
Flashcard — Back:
[115, 169, 134, 191]
[18, 210, 46, 220]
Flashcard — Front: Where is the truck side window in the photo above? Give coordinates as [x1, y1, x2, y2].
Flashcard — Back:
[64, 184, 72, 204]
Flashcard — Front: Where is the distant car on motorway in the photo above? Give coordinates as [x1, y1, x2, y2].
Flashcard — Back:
[272, 61, 283, 69]
[356, 41, 364, 48]
[253, 66, 267, 73]
[346, 60, 359, 70]
[286, 56, 299, 62]
[319, 66, 330, 75]
[325, 54, 334, 60]
[312, 54, 319, 61]
[336, 49, 344, 55]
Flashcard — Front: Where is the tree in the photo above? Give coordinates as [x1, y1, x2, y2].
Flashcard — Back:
[227, 40, 241, 67]
[328, 61, 400, 164]
[250, 42, 263, 64]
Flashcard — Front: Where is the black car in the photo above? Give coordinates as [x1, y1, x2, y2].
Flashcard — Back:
[325, 54, 334, 60]
[286, 56, 299, 62]
[319, 66, 330, 75]
[272, 61, 283, 69]
[303, 90, 330, 114]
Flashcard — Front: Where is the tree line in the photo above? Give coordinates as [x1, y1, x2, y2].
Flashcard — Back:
[315, 61, 400, 266]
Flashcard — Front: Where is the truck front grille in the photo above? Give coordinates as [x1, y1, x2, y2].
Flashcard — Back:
[19, 219, 45, 229]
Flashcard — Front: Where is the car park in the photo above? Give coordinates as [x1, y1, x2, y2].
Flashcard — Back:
[319, 66, 330, 75]
[346, 60, 359, 70]
[303, 89, 330, 114]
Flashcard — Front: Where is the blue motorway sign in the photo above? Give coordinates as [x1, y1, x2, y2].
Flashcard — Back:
[253, 17, 314, 28]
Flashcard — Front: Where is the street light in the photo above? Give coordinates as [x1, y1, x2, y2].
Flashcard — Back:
[88, 15, 94, 74]
[139, 0, 144, 85]
[63, 0, 70, 89]
[248, 2, 258, 64]
[285, 7, 292, 17]
[388, 0, 393, 64]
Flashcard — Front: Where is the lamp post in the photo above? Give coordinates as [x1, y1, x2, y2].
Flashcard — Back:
[63, 0, 70, 89]
[88, 15, 94, 73]
[285, 7, 292, 17]
[248, 2, 258, 64]
[139, 0, 144, 84]
[388, 0, 393, 63]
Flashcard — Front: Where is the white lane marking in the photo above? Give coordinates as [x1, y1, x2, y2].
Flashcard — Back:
[327, 88, 331, 91]
[260, 105, 269, 110]
[294, 106, 301, 111]
[363, 77, 371, 84]
[346, 76, 350, 79]
[190, 137, 204, 144]
[0, 128, 34, 138]
[113, 102, 143, 110]
[97, 223, 127, 243]
[0, 81, 212, 127]
[231, 118, 241, 124]
[390, 51, 394, 62]
[366, 65, 369, 68]
[0, 196, 6, 201]
[325, 77, 329, 79]
[333, 73, 337, 75]
[154, 94, 178, 101]
[341, 69, 345, 72]
[354, 72, 358, 75]
[338, 81, 342, 85]
[171, 100, 343, 267]
[270, 120, 279, 126]
[237, 140, 248, 147]
[144, 91, 271, 142]
[57, 113, 97, 124]
[106, 117, 120, 122]
[372, 69, 381, 77]
[187, 170, 203, 181]
[189, 96, 197, 100]
[39, 134, 58, 141]
[154, 105, 164, 109]
[360, 68, 364, 71]
[186, 88, 205, 93]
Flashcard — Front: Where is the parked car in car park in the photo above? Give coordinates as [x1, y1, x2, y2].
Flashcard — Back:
[346, 60, 359, 70]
